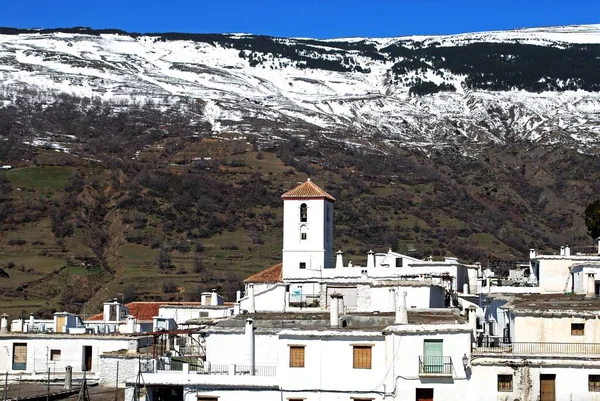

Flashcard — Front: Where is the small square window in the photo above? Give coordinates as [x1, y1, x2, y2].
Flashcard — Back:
[353, 345, 372, 369]
[301, 233, 307, 240]
[289, 345, 305, 368]
[590, 375, 600, 392]
[299, 262, 306, 269]
[50, 350, 61, 361]
[572, 323, 585, 336]
[498, 374, 513, 392]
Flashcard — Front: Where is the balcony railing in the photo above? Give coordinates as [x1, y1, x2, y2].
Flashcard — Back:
[234, 365, 277, 376]
[418, 356, 453, 376]
[475, 341, 600, 355]
[142, 359, 277, 376]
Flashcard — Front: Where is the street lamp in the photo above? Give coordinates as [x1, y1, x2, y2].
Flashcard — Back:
[462, 353, 469, 369]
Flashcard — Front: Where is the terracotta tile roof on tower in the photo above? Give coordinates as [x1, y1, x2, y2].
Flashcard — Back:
[244, 263, 283, 283]
[281, 179, 335, 202]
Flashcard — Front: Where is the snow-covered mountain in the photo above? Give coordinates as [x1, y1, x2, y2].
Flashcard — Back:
[2, 25, 600, 150]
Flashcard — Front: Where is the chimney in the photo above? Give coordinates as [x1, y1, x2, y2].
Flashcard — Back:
[597, 238, 600, 255]
[367, 250, 375, 268]
[236, 290, 241, 303]
[468, 306, 477, 340]
[395, 291, 408, 324]
[211, 289, 218, 306]
[233, 303, 241, 315]
[29, 313, 35, 332]
[245, 318, 255, 376]
[529, 249, 537, 259]
[560, 246, 565, 256]
[64, 366, 73, 390]
[336, 250, 344, 269]
[330, 293, 343, 327]
[349, 261, 353, 268]
[248, 284, 256, 313]
[127, 316, 136, 333]
[463, 283, 469, 295]
[0, 313, 8, 333]
[587, 273, 596, 298]
[565, 245, 571, 257]
[389, 288, 396, 312]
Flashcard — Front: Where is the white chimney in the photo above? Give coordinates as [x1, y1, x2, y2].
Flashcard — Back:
[233, 303, 241, 315]
[367, 250, 375, 268]
[248, 284, 256, 313]
[587, 274, 596, 298]
[597, 237, 600, 255]
[463, 283, 469, 295]
[127, 316, 136, 333]
[236, 290, 241, 302]
[560, 246, 565, 256]
[0, 313, 8, 333]
[330, 293, 342, 327]
[389, 288, 396, 312]
[529, 249, 537, 259]
[245, 318, 255, 376]
[565, 245, 571, 257]
[349, 261, 353, 268]
[395, 291, 408, 325]
[211, 289, 218, 306]
[336, 250, 344, 269]
[468, 306, 477, 340]
[29, 313, 35, 332]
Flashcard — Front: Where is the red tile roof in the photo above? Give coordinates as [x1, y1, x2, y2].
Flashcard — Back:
[87, 302, 204, 321]
[281, 179, 335, 202]
[244, 263, 283, 283]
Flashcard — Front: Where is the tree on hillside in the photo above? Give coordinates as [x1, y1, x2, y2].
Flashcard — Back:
[585, 199, 600, 239]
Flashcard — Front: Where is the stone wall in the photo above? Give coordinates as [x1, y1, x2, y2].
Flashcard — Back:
[98, 354, 141, 388]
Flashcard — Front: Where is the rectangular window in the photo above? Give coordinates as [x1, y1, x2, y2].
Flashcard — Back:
[353, 345, 372, 369]
[299, 262, 306, 269]
[572, 323, 585, 336]
[590, 375, 600, 392]
[289, 345, 305, 368]
[50, 350, 61, 361]
[12, 343, 27, 370]
[498, 374, 513, 392]
[301, 233, 307, 240]
[395, 258, 402, 267]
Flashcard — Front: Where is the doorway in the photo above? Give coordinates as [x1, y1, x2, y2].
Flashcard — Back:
[83, 346, 92, 371]
[540, 374, 555, 401]
[416, 388, 434, 401]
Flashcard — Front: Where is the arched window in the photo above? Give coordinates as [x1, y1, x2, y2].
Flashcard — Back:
[300, 203, 307, 222]
[300, 225, 308, 241]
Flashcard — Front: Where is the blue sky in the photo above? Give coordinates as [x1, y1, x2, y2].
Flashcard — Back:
[1, 0, 599, 39]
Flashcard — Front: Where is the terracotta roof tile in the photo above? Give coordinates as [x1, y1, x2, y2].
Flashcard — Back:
[281, 179, 335, 202]
[244, 263, 283, 283]
[86, 301, 204, 321]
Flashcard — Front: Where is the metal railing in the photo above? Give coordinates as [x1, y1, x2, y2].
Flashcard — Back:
[418, 356, 453, 375]
[203, 364, 229, 375]
[139, 359, 154, 373]
[475, 341, 600, 355]
[234, 365, 277, 376]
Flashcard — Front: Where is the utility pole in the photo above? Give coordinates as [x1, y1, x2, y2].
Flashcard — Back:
[46, 368, 50, 401]
[3, 372, 8, 401]
[114, 361, 119, 401]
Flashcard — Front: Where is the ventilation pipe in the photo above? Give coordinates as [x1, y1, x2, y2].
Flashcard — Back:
[248, 284, 256, 314]
[587, 273, 596, 298]
[395, 291, 408, 324]
[211, 289, 218, 306]
[245, 318, 255, 376]
[367, 250, 375, 268]
[336, 251, 344, 269]
[330, 293, 343, 327]
[0, 313, 8, 333]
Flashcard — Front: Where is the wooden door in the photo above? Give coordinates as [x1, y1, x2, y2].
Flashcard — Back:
[56, 316, 66, 333]
[540, 374, 555, 401]
[416, 388, 434, 401]
[83, 346, 92, 371]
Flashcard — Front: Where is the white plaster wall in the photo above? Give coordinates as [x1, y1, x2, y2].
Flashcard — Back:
[0, 336, 139, 374]
[158, 307, 231, 323]
[277, 334, 386, 393]
[205, 332, 279, 367]
[240, 284, 286, 312]
[514, 315, 600, 343]
[98, 355, 139, 387]
[370, 286, 442, 312]
[471, 363, 600, 401]
[537, 259, 573, 293]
